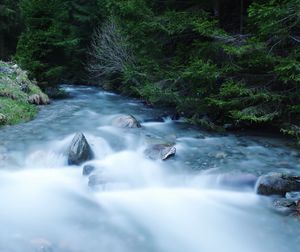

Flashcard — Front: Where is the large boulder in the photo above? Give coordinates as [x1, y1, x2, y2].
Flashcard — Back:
[144, 144, 176, 161]
[256, 173, 300, 196]
[112, 114, 141, 128]
[28, 93, 50, 105]
[68, 133, 93, 165]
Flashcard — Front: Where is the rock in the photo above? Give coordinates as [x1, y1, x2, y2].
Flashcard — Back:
[44, 87, 68, 99]
[217, 173, 257, 188]
[197, 115, 224, 132]
[223, 123, 235, 130]
[171, 112, 180, 120]
[297, 201, 300, 215]
[215, 152, 227, 159]
[0, 113, 6, 124]
[273, 198, 296, 208]
[0, 153, 20, 167]
[20, 83, 29, 93]
[256, 173, 300, 196]
[143, 117, 165, 123]
[68, 133, 93, 165]
[82, 165, 95, 176]
[28, 94, 50, 105]
[144, 134, 176, 146]
[11, 64, 19, 70]
[0, 66, 13, 74]
[272, 198, 296, 214]
[112, 114, 141, 128]
[286, 191, 300, 201]
[88, 174, 106, 187]
[144, 144, 176, 161]
[195, 134, 205, 139]
[30, 238, 53, 252]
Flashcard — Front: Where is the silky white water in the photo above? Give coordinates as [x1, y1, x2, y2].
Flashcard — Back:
[0, 86, 299, 252]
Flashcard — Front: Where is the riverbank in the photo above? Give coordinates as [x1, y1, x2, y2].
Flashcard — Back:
[0, 61, 49, 126]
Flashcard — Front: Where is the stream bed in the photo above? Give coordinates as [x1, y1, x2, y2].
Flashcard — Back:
[0, 85, 300, 252]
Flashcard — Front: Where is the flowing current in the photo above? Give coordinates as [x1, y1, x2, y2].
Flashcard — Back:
[0, 85, 300, 252]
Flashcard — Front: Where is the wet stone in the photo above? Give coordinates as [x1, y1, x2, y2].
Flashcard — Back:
[144, 144, 176, 161]
[112, 114, 141, 128]
[272, 198, 297, 215]
[88, 174, 106, 187]
[256, 173, 300, 196]
[217, 173, 257, 189]
[82, 165, 95, 176]
[68, 133, 94, 166]
[285, 191, 300, 201]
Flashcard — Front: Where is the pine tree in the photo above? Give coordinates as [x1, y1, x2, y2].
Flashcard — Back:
[0, 0, 21, 59]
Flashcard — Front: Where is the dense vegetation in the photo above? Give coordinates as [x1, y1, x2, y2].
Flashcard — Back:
[1, 0, 300, 139]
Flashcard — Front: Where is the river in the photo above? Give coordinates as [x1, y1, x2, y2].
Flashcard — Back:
[0, 85, 299, 252]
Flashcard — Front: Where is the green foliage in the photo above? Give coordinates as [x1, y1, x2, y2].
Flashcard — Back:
[15, 0, 101, 83]
[87, 0, 300, 138]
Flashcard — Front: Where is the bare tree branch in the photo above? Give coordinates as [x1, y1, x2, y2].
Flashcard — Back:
[87, 20, 135, 81]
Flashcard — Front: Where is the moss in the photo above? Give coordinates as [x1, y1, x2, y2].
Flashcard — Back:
[28, 83, 43, 95]
[0, 97, 37, 125]
[0, 82, 28, 101]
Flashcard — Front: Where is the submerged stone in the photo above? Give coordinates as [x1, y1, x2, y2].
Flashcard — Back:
[217, 173, 257, 188]
[286, 191, 300, 201]
[82, 164, 95, 176]
[272, 198, 296, 214]
[88, 174, 106, 187]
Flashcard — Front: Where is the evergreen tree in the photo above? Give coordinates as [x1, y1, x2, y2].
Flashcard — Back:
[16, 0, 78, 82]
[15, 0, 101, 83]
[0, 0, 21, 59]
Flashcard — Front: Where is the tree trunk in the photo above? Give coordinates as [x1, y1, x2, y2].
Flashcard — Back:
[240, 0, 244, 34]
[213, 0, 220, 18]
[0, 34, 5, 59]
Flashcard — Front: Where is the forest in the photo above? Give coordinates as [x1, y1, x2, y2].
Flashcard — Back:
[1, 0, 300, 139]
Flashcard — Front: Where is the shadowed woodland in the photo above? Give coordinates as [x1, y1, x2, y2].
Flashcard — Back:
[1, 0, 300, 139]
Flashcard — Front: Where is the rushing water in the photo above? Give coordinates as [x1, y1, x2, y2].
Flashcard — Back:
[0, 85, 300, 252]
